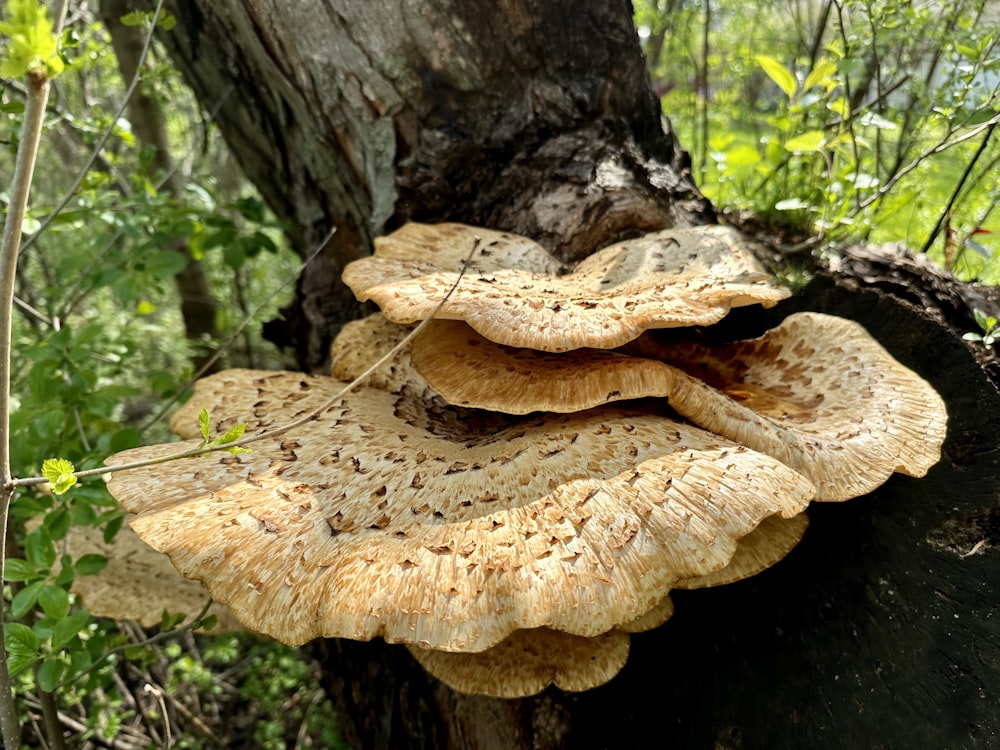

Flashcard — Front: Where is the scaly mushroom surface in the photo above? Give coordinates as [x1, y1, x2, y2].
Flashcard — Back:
[406, 313, 946, 501]
[342, 223, 790, 352]
[106, 369, 813, 650]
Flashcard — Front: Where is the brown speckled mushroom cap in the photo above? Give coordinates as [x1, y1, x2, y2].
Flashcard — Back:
[626, 312, 948, 501]
[410, 313, 946, 502]
[328, 314, 425, 393]
[342, 222, 790, 352]
[106, 369, 813, 650]
[676, 513, 809, 589]
[50, 519, 241, 632]
[407, 628, 630, 698]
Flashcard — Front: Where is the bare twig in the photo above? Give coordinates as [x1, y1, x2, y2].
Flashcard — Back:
[0, 53, 59, 750]
[921, 120, 998, 255]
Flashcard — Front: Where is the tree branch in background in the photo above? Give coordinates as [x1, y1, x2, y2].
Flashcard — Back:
[100, 0, 222, 372]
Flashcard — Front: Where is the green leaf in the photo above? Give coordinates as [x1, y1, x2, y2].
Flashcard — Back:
[145, 250, 189, 277]
[216, 422, 247, 445]
[25, 527, 56, 569]
[52, 610, 90, 650]
[43, 508, 71, 539]
[11, 580, 45, 619]
[196, 614, 218, 631]
[784, 130, 826, 152]
[4, 623, 38, 654]
[41, 458, 78, 495]
[103, 515, 125, 544]
[38, 585, 70, 619]
[803, 58, 838, 92]
[75, 554, 109, 576]
[36, 657, 65, 692]
[199, 408, 211, 443]
[756, 55, 798, 98]
[4, 558, 37, 582]
[119, 10, 148, 26]
[966, 108, 999, 126]
[161, 611, 186, 631]
[956, 43, 979, 61]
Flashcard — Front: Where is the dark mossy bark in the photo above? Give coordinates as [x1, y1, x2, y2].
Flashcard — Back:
[147, 2, 1000, 747]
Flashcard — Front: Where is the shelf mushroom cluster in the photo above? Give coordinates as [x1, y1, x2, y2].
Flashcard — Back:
[104, 222, 946, 699]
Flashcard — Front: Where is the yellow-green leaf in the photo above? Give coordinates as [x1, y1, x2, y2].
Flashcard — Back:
[784, 130, 826, 152]
[803, 58, 838, 92]
[756, 55, 797, 98]
[40, 458, 77, 495]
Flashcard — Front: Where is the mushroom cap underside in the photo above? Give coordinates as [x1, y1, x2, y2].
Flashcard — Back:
[40, 518, 241, 632]
[408, 627, 630, 698]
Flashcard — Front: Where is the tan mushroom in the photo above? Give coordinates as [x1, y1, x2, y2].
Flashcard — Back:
[39, 518, 241, 632]
[328, 314, 425, 393]
[342, 223, 790, 352]
[105, 369, 813, 650]
[407, 628, 630, 698]
[675, 513, 808, 589]
[616, 594, 675, 633]
[406, 313, 946, 502]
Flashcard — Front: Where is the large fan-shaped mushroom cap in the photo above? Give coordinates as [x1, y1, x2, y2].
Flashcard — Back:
[626, 312, 948, 500]
[407, 628, 630, 698]
[342, 223, 790, 352]
[409, 313, 946, 501]
[106, 369, 813, 650]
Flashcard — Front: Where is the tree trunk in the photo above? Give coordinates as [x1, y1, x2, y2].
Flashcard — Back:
[150, 2, 1000, 748]
[101, 0, 222, 372]
[154, 0, 713, 369]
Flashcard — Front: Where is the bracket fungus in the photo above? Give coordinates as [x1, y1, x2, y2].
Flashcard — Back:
[103, 220, 947, 698]
[406, 513, 806, 698]
[43, 519, 240, 632]
[105, 369, 813, 652]
[342, 222, 791, 352]
[405, 313, 946, 502]
[407, 628, 631, 698]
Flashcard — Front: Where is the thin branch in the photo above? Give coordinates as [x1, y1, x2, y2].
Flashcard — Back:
[13, 237, 482, 489]
[0, 63, 56, 750]
[138, 227, 332, 435]
[855, 112, 1000, 212]
[18, 0, 166, 258]
[920, 120, 998, 255]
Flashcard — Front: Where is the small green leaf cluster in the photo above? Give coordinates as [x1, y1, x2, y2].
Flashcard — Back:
[0, 0, 64, 79]
[3, 519, 110, 692]
[197, 408, 252, 454]
[963, 309, 999, 348]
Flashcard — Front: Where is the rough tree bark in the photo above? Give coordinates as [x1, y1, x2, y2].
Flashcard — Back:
[149, 2, 1000, 748]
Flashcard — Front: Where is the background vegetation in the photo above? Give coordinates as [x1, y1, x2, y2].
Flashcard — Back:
[0, 0, 997, 747]
[635, 0, 999, 280]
